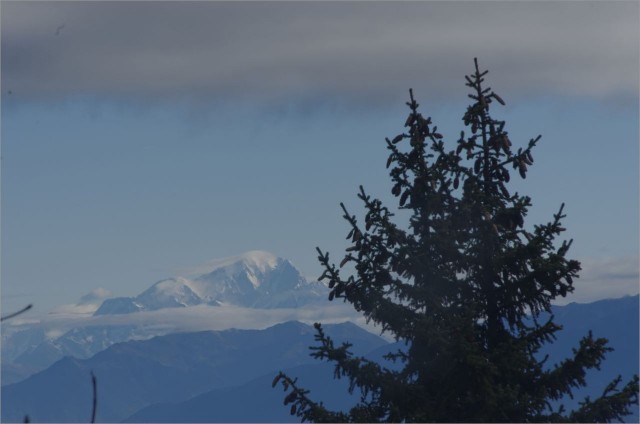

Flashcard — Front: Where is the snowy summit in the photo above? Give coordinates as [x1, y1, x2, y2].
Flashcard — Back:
[94, 251, 327, 315]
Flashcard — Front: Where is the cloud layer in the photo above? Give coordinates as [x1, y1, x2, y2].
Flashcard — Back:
[9, 254, 637, 342]
[558, 255, 640, 305]
[50, 288, 113, 314]
[3, 251, 636, 356]
[2, 2, 637, 106]
[5, 301, 386, 343]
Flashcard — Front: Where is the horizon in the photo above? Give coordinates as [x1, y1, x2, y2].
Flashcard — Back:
[2, 248, 638, 323]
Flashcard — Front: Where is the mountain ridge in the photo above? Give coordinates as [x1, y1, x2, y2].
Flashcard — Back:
[94, 251, 327, 315]
[1, 321, 387, 423]
[124, 296, 640, 422]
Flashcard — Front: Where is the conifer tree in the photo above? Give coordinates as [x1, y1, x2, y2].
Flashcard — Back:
[273, 59, 639, 422]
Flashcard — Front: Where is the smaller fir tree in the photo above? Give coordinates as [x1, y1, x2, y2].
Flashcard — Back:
[273, 59, 639, 422]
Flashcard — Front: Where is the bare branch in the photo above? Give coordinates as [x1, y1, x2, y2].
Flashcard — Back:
[1, 304, 33, 322]
[90, 371, 98, 423]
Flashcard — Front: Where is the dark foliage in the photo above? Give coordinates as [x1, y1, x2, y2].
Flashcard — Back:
[274, 59, 639, 422]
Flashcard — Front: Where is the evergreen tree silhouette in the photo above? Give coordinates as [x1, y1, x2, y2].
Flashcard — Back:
[273, 59, 639, 422]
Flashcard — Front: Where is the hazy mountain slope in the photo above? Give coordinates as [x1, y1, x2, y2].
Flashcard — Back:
[543, 296, 639, 419]
[2, 324, 156, 386]
[125, 296, 639, 423]
[3, 296, 636, 422]
[1, 321, 386, 423]
[125, 362, 356, 423]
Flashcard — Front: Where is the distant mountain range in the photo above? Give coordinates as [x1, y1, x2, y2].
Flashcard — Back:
[2, 251, 330, 384]
[539, 295, 639, 420]
[2, 324, 145, 386]
[95, 251, 328, 314]
[125, 341, 403, 423]
[1, 321, 387, 423]
[124, 296, 640, 423]
[2, 296, 637, 423]
[125, 362, 360, 423]
[1, 251, 637, 422]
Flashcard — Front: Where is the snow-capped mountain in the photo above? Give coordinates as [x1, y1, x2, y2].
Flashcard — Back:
[95, 277, 205, 315]
[94, 251, 327, 315]
[2, 251, 333, 385]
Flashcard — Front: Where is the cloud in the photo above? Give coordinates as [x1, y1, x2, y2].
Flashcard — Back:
[555, 255, 639, 305]
[49, 304, 101, 315]
[50, 287, 113, 315]
[5, 301, 390, 342]
[78, 288, 112, 305]
[5, 254, 637, 345]
[2, 2, 637, 107]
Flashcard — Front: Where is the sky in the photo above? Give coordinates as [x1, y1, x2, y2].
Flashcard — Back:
[1, 1, 638, 316]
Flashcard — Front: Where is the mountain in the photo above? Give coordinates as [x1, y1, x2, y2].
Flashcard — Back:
[127, 296, 638, 423]
[2, 324, 167, 386]
[94, 278, 207, 315]
[2, 251, 326, 384]
[2, 326, 63, 386]
[125, 362, 357, 423]
[542, 295, 639, 420]
[94, 251, 327, 315]
[126, 340, 404, 422]
[1, 321, 387, 423]
[2, 297, 637, 422]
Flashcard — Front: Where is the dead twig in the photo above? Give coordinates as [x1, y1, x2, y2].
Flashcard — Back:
[1, 304, 33, 322]
[90, 371, 97, 423]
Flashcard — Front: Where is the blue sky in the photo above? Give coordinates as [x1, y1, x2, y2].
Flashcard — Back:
[2, 1, 638, 315]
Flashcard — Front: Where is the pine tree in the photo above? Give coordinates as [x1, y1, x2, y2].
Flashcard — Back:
[273, 59, 639, 422]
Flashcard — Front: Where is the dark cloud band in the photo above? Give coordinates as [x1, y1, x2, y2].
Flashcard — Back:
[2, 2, 638, 105]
